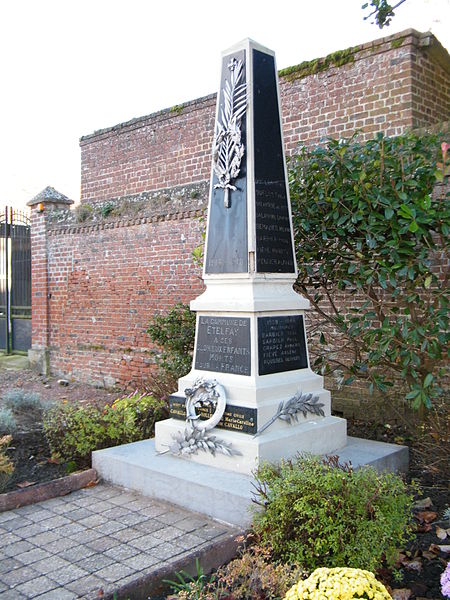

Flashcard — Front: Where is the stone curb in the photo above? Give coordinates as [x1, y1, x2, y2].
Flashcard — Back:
[102, 530, 242, 600]
[0, 468, 97, 512]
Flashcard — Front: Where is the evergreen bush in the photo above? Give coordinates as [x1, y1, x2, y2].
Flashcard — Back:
[43, 394, 165, 466]
[252, 455, 416, 572]
[290, 133, 449, 412]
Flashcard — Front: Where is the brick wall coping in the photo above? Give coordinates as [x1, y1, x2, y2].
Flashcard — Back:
[45, 181, 209, 234]
[354, 28, 449, 68]
[79, 29, 448, 146]
[47, 207, 206, 236]
[79, 93, 216, 144]
[52, 115, 448, 237]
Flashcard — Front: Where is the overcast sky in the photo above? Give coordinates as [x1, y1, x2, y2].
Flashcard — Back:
[1, 0, 448, 209]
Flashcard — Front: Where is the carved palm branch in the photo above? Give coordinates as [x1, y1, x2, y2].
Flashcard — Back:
[169, 424, 241, 458]
[254, 391, 325, 437]
[213, 58, 247, 207]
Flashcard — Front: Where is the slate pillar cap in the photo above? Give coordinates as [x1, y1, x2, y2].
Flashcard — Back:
[27, 186, 74, 207]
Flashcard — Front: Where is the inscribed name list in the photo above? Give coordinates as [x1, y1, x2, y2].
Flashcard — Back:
[258, 315, 308, 375]
[253, 49, 295, 273]
[195, 316, 251, 376]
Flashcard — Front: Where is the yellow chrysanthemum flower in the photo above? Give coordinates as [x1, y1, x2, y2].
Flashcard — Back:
[284, 567, 392, 600]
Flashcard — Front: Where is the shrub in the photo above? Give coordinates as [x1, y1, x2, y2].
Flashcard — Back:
[112, 392, 167, 439]
[43, 394, 165, 466]
[170, 544, 305, 600]
[252, 455, 416, 572]
[2, 388, 46, 412]
[100, 201, 114, 218]
[147, 303, 196, 379]
[210, 546, 305, 600]
[0, 407, 17, 434]
[290, 132, 449, 412]
[0, 435, 14, 492]
[146, 303, 196, 402]
[284, 567, 391, 600]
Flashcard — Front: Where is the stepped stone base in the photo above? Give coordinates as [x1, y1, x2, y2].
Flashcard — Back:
[92, 437, 409, 527]
[155, 415, 347, 475]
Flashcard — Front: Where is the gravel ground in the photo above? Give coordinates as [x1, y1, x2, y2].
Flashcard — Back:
[0, 364, 124, 493]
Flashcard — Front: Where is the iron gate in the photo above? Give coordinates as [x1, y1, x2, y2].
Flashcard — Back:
[0, 207, 31, 353]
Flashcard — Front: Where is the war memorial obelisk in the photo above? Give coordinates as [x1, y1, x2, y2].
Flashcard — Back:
[155, 38, 347, 471]
[93, 39, 408, 526]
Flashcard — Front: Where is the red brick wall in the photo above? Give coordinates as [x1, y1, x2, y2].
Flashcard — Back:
[45, 210, 204, 387]
[80, 29, 449, 204]
[30, 210, 49, 350]
[411, 36, 449, 127]
[80, 98, 216, 205]
[280, 31, 448, 151]
[31, 29, 449, 388]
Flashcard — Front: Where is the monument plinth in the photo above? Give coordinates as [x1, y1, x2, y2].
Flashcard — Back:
[93, 39, 408, 527]
[154, 39, 347, 474]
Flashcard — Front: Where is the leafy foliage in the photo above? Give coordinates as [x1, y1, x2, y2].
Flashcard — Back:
[2, 388, 53, 414]
[290, 133, 449, 411]
[100, 201, 114, 218]
[170, 543, 305, 600]
[44, 394, 165, 466]
[362, 0, 407, 28]
[147, 302, 196, 379]
[112, 392, 167, 439]
[0, 435, 14, 492]
[252, 455, 416, 572]
[165, 558, 209, 599]
[210, 546, 304, 600]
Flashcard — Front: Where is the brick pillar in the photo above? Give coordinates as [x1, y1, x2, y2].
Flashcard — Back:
[27, 186, 73, 374]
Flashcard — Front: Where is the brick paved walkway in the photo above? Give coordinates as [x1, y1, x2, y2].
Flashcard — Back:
[0, 483, 239, 599]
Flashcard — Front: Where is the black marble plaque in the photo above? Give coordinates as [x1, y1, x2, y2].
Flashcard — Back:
[253, 49, 295, 273]
[170, 395, 257, 434]
[258, 315, 308, 375]
[205, 49, 248, 274]
[195, 316, 251, 376]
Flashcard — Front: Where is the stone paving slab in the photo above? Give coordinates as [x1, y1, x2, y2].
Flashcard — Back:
[0, 354, 29, 370]
[0, 483, 241, 599]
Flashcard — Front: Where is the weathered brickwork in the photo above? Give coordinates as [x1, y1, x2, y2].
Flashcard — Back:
[80, 99, 216, 205]
[80, 30, 449, 205]
[30, 29, 449, 391]
[44, 206, 205, 387]
[30, 209, 49, 350]
[280, 31, 449, 152]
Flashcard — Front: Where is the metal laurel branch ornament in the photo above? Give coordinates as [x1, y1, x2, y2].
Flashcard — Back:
[254, 391, 325, 437]
[213, 57, 247, 208]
